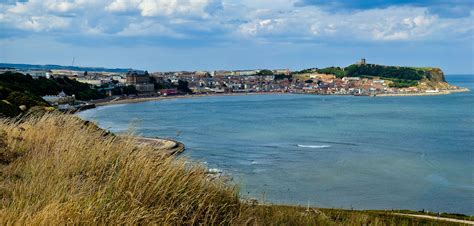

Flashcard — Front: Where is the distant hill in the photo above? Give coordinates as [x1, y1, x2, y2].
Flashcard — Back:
[344, 64, 446, 82]
[0, 63, 135, 73]
[294, 64, 448, 88]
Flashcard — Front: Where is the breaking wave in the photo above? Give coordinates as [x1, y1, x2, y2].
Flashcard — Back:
[297, 144, 331, 149]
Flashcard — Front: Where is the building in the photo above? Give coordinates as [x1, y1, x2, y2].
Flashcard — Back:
[273, 69, 290, 75]
[51, 70, 80, 77]
[126, 70, 150, 85]
[213, 70, 234, 77]
[357, 58, 366, 65]
[42, 91, 75, 105]
[126, 70, 155, 93]
[159, 89, 178, 96]
[76, 78, 109, 86]
[135, 83, 155, 92]
[20, 70, 51, 79]
[194, 71, 209, 77]
[234, 70, 258, 76]
[112, 75, 127, 84]
[342, 77, 361, 81]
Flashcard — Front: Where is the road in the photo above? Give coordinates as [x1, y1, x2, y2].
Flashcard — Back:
[393, 213, 474, 225]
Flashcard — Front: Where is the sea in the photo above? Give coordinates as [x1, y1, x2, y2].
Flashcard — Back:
[77, 75, 474, 214]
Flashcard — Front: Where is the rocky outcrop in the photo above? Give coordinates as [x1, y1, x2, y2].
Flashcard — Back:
[132, 137, 185, 155]
[417, 68, 453, 90]
[423, 68, 446, 82]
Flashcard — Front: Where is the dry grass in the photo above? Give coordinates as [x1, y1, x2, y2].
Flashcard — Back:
[0, 113, 461, 225]
[0, 113, 240, 224]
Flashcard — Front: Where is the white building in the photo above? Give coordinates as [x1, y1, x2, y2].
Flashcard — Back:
[42, 91, 75, 105]
[342, 77, 361, 81]
[76, 78, 109, 86]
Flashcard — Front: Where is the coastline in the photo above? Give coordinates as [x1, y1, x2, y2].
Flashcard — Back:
[93, 92, 284, 106]
[376, 88, 470, 97]
[74, 86, 474, 218]
[90, 87, 471, 107]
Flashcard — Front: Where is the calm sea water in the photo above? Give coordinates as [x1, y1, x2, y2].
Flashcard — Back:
[78, 75, 474, 214]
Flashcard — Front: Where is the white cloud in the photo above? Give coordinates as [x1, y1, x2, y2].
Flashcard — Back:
[18, 15, 70, 32]
[106, 0, 217, 18]
[117, 19, 182, 37]
[105, 0, 140, 12]
[0, 0, 472, 44]
[236, 6, 467, 42]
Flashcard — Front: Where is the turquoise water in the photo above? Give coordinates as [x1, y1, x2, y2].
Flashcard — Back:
[78, 75, 474, 214]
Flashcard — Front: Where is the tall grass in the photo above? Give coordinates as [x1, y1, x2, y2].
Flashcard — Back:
[0, 113, 461, 225]
[0, 113, 240, 224]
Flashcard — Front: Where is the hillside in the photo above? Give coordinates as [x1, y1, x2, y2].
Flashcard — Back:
[0, 72, 105, 117]
[296, 64, 450, 88]
[0, 113, 467, 225]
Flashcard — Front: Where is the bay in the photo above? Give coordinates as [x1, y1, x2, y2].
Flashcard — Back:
[78, 75, 474, 214]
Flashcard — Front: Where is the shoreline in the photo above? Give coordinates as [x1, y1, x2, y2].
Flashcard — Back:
[130, 136, 185, 155]
[90, 87, 471, 107]
[76, 88, 474, 218]
[93, 92, 285, 106]
[376, 87, 470, 97]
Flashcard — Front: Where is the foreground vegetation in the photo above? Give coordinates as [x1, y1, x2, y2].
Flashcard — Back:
[0, 113, 469, 224]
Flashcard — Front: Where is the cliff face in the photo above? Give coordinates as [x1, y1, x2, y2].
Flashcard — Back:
[424, 68, 446, 82]
[419, 68, 451, 89]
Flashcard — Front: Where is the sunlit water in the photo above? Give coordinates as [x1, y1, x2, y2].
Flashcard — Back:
[78, 75, 474, 214]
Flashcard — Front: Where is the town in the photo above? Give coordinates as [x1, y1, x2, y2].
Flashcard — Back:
[1, 59, 458, 110]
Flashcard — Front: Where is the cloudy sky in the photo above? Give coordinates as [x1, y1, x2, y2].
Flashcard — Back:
[0, 0, 473, 73]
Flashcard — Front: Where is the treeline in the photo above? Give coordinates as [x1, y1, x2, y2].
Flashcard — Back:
[344, 64, 425, 80]
[292, 67, 345, 77]
[388, 79, 419, 88]
[0, 72, 105, 117]
[0, 72, 105, 100]
[315, 67, 345, 77]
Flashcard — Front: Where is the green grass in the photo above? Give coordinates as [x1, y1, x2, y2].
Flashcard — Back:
[409, 67, 436, 71]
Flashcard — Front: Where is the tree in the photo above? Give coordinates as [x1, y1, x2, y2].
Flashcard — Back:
[257, 70, 274, 75]
[344, 64, 424, 80]
[274, 74, 291, 80]
[177, 80, 192, 94]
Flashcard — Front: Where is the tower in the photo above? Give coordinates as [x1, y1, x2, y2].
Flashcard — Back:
[357, 58, 366, 65]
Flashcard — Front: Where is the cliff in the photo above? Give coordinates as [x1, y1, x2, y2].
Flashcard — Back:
[423, 68, 446, 82]
[418, 68, 452, 90]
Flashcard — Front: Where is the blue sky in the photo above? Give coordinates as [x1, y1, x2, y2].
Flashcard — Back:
[0, 0, 473, 73]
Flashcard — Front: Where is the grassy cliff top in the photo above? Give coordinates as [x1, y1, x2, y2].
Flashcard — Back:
[294, 64, 446, 82]
[0, 113, 467, 224]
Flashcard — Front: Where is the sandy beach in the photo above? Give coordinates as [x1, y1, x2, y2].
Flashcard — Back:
[94, 92, 284, 106]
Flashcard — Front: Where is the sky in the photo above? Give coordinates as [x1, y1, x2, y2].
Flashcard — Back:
[0, 0, 473, 73]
